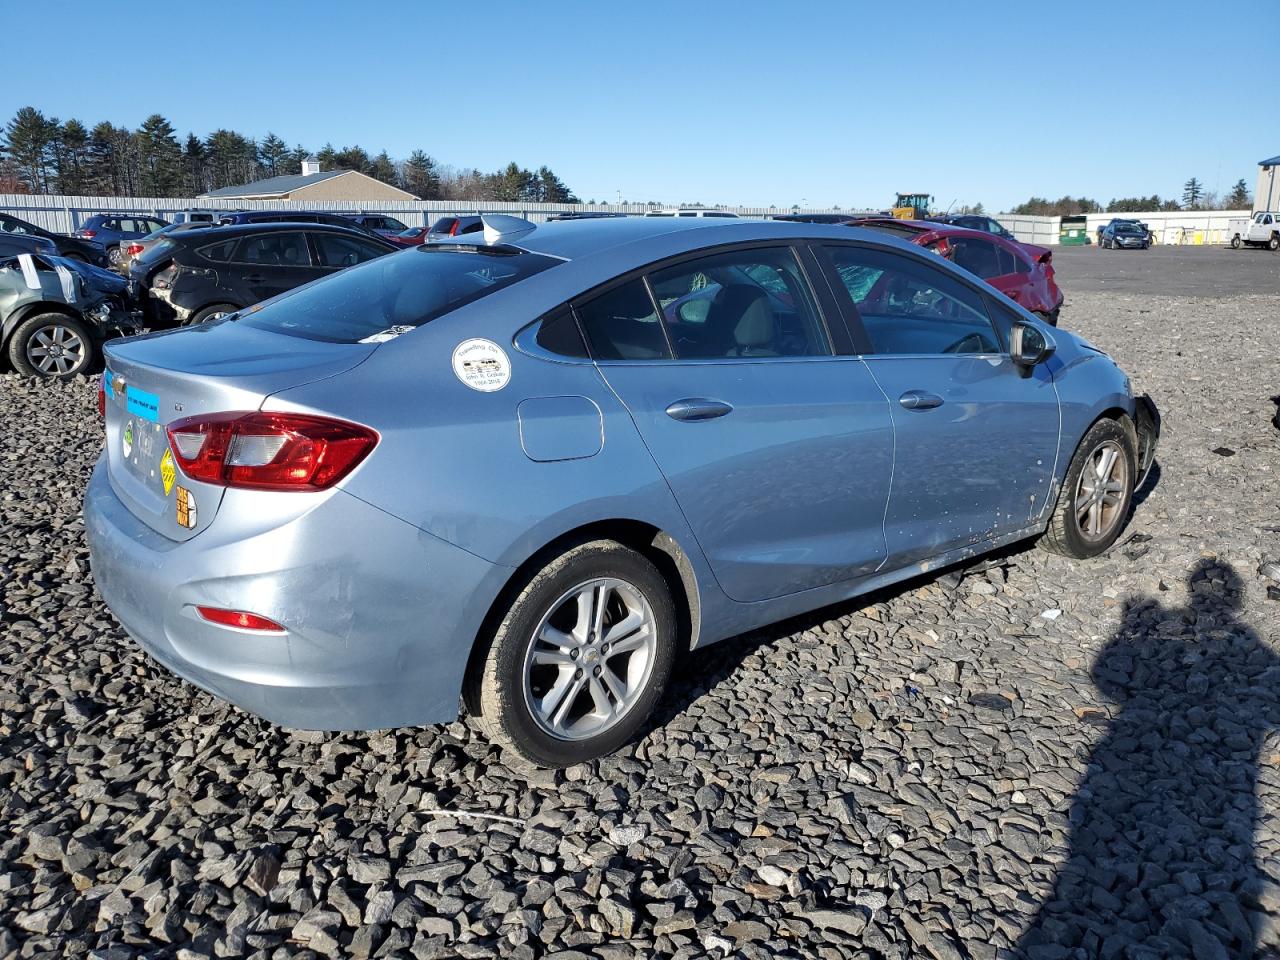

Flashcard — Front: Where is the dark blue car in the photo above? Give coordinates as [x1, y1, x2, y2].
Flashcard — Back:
[75, 214, 170, 268]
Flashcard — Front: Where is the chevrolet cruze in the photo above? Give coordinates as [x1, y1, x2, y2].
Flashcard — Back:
[85, 216, 1159, 766]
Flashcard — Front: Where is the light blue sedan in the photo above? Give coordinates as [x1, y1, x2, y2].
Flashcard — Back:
[84, 216, 1159, 766]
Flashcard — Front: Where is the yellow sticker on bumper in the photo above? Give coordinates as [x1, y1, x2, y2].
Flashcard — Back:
[160, 448, 176, 496]
[175, 486, 198, 529]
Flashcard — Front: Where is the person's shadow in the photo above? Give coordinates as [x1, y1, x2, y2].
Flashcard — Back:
[1016, 560, 1280, 958]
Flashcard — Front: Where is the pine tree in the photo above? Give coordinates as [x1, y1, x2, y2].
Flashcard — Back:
[182, 134, 207, 195]
[401, 150, 440, 199]
[534, 165, 577, 203]
[258, 132, 290, 176]
[1182, 177, 1204, 209]
[136, 114, 182, 196]
[2, 107, 57, 192]
[1226, 178, 1251, 209]
[58, 119, 89, 195]
[370, 150, 398, 187]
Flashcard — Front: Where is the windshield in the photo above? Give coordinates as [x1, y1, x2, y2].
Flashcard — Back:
[237, 247, 561, 343]
[397, 227, 424, 238]
[1116, 225, 1144, 234]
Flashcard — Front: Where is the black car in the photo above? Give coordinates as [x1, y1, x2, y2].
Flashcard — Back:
[1098, 221, 1151, 250]
[131, 222, 396, 327]
[926, 214, 1017, 241]
[0, 212, 110, 266]
[214, 210, 388, 243]
[346, 213, 410, 238]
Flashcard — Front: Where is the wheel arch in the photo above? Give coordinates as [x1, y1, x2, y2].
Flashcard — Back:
[462, 518, 702, 714]
[2, 301, 83, 349]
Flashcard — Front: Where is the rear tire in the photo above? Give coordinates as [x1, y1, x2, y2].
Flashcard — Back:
[1035, 307, 1060, 327]
[106, 245, 123, 268]
[186, 303, 238, 326]
[1230, 235, 1241, 249]
[7, 313, 94, 379]
[469, 540, 676, 767]
[1039, 418, 1136, 559]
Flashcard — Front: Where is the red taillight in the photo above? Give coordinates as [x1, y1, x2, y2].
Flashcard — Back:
[196, 607, 285, 632]
[97, 377, 106, 417]
[125, 243, 144, 257]
[449, 220, 460, 236]
[79, 229, 97, 239]
[165, 411, 378, 491]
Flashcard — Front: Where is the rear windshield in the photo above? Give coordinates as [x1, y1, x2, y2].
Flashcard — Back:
[428, 217, 458, 233]
[237, 247, 561, 343]
[857, 222, 924, 239]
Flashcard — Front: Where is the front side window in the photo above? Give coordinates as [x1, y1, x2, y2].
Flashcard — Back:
[647, 247, 828, 359]
[238, 231, 312, 267]
[823, 245, 1000, 355]
[380, 216, 407, 232]
[1, 216, 30, 235]
[312, 232, 387, 268]
[575, 279, 671, 360]
[240, 248, 560, 343]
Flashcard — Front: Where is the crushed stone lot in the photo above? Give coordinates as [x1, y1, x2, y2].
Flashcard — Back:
[2, 281, 1280, 958]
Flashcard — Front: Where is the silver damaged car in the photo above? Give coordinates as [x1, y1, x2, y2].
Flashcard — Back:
[85, 216, 1159, 765]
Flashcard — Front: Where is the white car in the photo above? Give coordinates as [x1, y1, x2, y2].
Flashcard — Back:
[643, 208, 740, 218]
[1228, 211, 1280, 250]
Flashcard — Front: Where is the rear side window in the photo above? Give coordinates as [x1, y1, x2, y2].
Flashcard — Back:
[240, 231, 311, 266]
[576, 279, 671, 360]
[647, 247, 828, 359]
[198, 238, 239, 262]
[948, 238, 1002, 279]
[312, 232, 388, 268]
[822, 245, 999, 356]
[534, 309, 590, 358]
[238, 248, 560, 343]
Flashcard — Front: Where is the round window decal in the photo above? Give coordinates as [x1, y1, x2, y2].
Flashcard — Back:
[452, 338, 511, 392]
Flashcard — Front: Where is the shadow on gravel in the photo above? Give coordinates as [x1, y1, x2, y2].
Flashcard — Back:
[1016, 560, 1280, 959]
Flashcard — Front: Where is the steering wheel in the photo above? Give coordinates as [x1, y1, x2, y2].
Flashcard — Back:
[942, 332, 991, 354]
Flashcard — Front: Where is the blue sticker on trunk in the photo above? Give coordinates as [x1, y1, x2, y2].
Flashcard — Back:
[126, 386, 160, 423]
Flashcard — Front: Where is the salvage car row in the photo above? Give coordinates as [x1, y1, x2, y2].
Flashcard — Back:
[1, 208, 1072, 379]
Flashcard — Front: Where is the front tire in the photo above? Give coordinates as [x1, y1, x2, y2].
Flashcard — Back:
[470, 540, 676, 767]
[1039, 418, 1136, 559]
[7, 313, 94, 378]
[1269, 235, 1279, 252]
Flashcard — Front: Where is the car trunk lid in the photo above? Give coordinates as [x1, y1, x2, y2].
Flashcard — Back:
[101, 320, 376, 541]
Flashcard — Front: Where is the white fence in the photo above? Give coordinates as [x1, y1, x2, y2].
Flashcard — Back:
[993, 209, 1253, 246]
[0, 193, 864, 234]
[0, 194, 1254, 246]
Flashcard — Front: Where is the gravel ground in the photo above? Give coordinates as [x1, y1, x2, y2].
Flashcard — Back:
[2, 287, 1279, 959]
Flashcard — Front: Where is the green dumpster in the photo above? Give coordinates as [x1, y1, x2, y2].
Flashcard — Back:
[1059, 215, 1088, 245]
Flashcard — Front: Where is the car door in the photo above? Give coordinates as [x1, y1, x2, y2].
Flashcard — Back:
[818, 242, 1059, 567]
[229, 231, 324, 303]
[580, 243, 895, 603]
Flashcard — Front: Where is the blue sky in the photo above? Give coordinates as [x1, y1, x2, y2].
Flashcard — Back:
[6, 0, 1276, 210]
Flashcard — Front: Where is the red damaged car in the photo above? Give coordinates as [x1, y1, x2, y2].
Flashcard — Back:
[850, 219, 1064, 325]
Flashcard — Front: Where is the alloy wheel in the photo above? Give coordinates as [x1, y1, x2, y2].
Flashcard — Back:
[26, 323, 87, 376]
[522, 577, 658, 741]
[1073, 439, 1129, 541]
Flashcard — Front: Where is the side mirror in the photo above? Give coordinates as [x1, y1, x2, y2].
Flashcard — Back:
[1010, 320, 1055, 370]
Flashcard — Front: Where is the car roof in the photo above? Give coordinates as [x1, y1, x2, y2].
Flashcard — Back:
[438, 215, 938, 265]
[170, 221, 391, 240]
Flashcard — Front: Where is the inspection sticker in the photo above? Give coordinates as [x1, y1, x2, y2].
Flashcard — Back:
[125, 385, 160, 422]
[160, 448, 176, 496]
[121, 420, 134, 460]
[175, 486, 197, 529]
[451, 338, 511, 392]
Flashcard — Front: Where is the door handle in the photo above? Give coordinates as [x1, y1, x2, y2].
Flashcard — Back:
[899, 390, 944, 411]
[665, 398, 734, 422]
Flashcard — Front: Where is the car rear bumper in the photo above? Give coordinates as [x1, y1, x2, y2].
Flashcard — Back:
[84, 457, 503, 731]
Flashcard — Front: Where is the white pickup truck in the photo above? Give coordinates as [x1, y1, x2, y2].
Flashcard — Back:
[1226, 211, 1280, 250]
